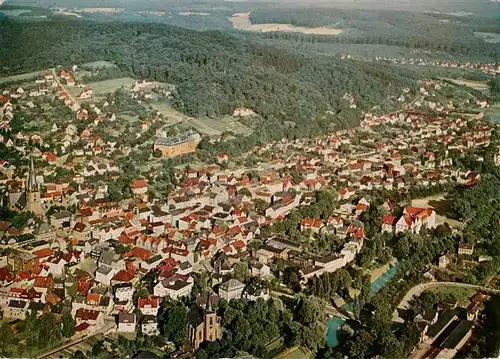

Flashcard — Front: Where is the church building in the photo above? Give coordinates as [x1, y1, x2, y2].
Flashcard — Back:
[187, 294, 222, 349]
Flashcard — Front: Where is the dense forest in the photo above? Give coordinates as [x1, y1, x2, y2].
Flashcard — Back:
[0, 19, 418, 138]
[249, 8, 498, 59]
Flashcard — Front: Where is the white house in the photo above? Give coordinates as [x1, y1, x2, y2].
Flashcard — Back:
[219, 279, 245, 301]
[138, 297, 160, 316]
[153, 277, 193, 299]
[117, 313, 136, 333]
[141, 316, 159, 336]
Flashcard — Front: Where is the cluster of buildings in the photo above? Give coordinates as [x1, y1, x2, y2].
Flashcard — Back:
[399, 291, 491, 359]
[0, 70, 497, 354]
[342, 54, 500, 75]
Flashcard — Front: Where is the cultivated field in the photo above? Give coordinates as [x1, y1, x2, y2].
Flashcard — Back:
[87, 77, 136, 95]
[447, 78, 489, 91]
[230, 12, 343, 35]
[411, 194, 461, 228]
[188, 116, 253, 137]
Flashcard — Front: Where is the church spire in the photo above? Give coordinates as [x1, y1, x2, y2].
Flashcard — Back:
[206, 291, 213, 313]
[27, 156, 38, 192]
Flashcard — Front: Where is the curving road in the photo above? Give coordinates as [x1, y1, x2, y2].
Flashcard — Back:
[392, 281, 500, 322]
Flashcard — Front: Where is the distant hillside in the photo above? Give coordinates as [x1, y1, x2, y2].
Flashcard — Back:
[0, 19, 418, 140]
[248, 8, 498, 59]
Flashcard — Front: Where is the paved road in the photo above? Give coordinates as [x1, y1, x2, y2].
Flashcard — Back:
[392, 281, 500, 322]
[51, 68, 80, 109]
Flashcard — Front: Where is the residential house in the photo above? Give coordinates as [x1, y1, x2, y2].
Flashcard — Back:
[117, 313, 136, 333]
[458, 242, 474, 256]
[219, 279, 245, 301]
[141, 315, 159, 336]
[153, 276, 193, 299]
[138, 297, 159, 316]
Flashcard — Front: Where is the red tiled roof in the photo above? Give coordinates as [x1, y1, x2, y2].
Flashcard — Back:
[131, 179, 148, 189]
[74, 323, 91, 332]
[138, 297, 159, 309]
[112, 270, 135, 282]
[122, 247, 152, 261]
[301, 218, 322, 228]
[0, 267, 14, 282]
[34, 276, 53, 289]
[76, 308, 100, 321]
[382, 215, 396, 225]
[231, 240, 246, 249]
[33, 248, 54, 258]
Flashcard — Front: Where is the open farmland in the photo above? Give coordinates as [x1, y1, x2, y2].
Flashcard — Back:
[87, 77, 135, 95]
[0, 70, 45, 85]
[230, 12, 343, 35]
[447, 79, 489, 92]
[188, 116, 253, 137]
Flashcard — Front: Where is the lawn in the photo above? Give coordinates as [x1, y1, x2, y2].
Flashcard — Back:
[427, 286, 476, 305]
[87, 77, 136, 95]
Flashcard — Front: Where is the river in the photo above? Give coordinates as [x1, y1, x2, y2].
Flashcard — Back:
[326, 262, 400, 346]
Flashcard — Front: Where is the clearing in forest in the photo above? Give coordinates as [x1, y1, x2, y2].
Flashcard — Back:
[188, 116, 253, 137]
[81, 61, 118, 69]
[230, 12, 343, 35]
[87, 77, 136, 95]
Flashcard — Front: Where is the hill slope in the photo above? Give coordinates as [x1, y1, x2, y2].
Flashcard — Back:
[0, 19, 418, 138]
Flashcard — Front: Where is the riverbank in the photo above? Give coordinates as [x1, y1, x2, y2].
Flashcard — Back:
[326, 261, 401, 346]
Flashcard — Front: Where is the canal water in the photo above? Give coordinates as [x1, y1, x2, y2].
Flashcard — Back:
[325, 262, 400, 346]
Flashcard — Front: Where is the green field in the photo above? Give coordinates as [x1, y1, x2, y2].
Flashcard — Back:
[87, 77, 136, 95]
[0, 70, 45, 85]
[81, 60, 118, 69]
[188, 116, 253, 137]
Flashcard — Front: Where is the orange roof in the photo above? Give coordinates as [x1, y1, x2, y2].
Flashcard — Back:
[301, 218, 322, 228]
[33, 248, 54, 258]
[34, 276, 53, 289]
[356, 203, 368, 211]
[112, 270, 135, 282]
[382, 215, 396, 225]
[231, 240, 246, 249]
[86, 292, 100, 304]
[131, 179, 148, 189]
[122, 247, 152, 261]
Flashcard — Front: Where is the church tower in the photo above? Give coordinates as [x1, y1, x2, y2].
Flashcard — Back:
[203, 293, 221, 343]
[26, 157, 43, 216]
